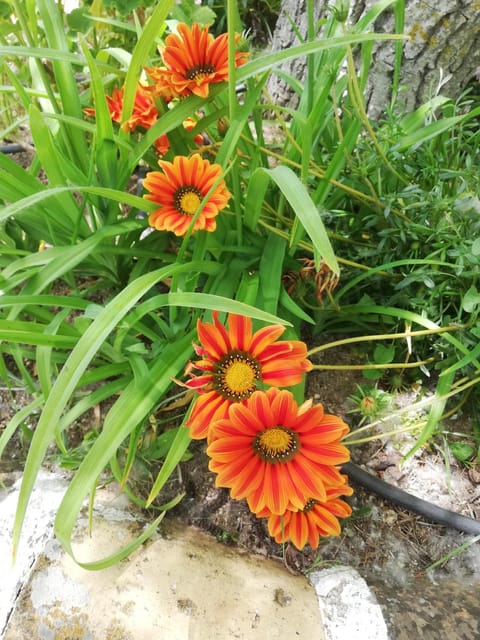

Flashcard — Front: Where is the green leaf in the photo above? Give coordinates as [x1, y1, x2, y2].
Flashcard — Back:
[394, 106, 480, 152]
[54, 333, 194, 568]
[449, 442, 475, 463]
[37, 0, 89, 170]
[10, 260, 215, 561]
[0, 396, 44, 460]
[122, 0, 176, 122]
[0, 320, 78, 347]
[472, 238, 480, 256]
[80, 40, 118, 190]
[146, 418, 192, 507]
[66, 7, 91, 33]
[373, 344, 395, 364]
[164, 292, 292, 325]
[246, 165, 339, 273]
[192, 5, 216, 25]
[258, 234, 286, 315]
[236, 32, 406, 83]
[279, 287, 315, 325]
[462, 285, 480, 313]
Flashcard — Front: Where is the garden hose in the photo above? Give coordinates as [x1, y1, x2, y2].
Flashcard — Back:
[342, 461, 480, 536]
[0, 144, 25, 154]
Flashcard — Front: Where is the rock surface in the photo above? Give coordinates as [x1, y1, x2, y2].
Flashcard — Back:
[1, 476, 328, 640]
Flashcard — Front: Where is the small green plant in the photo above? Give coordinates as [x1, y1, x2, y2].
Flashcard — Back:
[348, 384, 392, 425]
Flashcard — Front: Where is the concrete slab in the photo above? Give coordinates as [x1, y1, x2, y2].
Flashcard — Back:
[2, 480, 324, 640]
[1, 472, 392, 640]
[0, 470, 69, 637]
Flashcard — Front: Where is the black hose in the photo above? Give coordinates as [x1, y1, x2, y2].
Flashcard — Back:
[0, 144, 25, 154]
[342, 461, 480, 536]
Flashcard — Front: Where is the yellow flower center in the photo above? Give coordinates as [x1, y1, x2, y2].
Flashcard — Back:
[174, 186, 202, 216]
[185, 64, 216, 81]
[253, 427, 299, 464]
[214, 351, 261, 401]
[225, 361, 255, 393]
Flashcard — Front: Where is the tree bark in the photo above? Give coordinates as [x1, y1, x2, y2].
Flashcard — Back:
[264, 2, 327, 111]
[266, 0, 480, 118]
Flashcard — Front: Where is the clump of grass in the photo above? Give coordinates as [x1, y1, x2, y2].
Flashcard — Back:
[0, 0, 479, 564]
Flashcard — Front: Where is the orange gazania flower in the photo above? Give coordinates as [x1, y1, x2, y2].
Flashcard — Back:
[120, 84, 159, 132]
[84, 84, 159, 132]
[143, 154, 230, 236]
[259, 480, 353, 550]
[182, 313, 312, 440]
[206, 387, 350, 515]
[145, 65, 182, 102]
[153, 133, 170, 157]
[183, 116, 205, 146]
[151, 22, 249, 99]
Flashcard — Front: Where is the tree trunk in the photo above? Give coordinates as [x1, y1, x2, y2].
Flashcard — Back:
[266, 0, 480, 118]
[264, 2, 327, 111]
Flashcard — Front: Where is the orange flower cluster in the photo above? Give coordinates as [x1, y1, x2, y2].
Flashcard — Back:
[84, 83, 202, 157]
[85, 22, 248, 236]
[85, 22, 247, 143]
[181, 312, 353, 550]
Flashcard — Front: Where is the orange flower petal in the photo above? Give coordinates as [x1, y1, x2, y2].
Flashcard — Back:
[249, 325, 285, 355]
[186, 391, 229, 439]
[227, 314, 253, 351]
[180, 316, 312, 440]
[265, 488, 353, 549]
[157, 22, 249, 99]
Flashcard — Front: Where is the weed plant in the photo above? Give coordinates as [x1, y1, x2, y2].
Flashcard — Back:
[0, 0, 479, 564]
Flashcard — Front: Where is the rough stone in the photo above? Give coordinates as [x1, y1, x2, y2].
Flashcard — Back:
[310, 566, 389, 640]
[2, 480, 326, 640]
[0, 470, 69, 637]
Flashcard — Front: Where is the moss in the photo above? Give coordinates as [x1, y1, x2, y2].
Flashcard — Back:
[42, 605, 90, 640]
[408, 23, 428, 43]
[104, 620, 134, 640]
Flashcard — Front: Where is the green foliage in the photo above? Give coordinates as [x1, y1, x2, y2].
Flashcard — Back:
[172, 0, 217, 28]
[1, 0, 479, 565]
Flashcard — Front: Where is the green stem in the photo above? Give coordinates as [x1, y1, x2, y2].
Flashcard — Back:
[307, 325, 463, 356]
[311, 358, 435, 371]
[345, 422, 426, 446]
[306, 0, 315, 116]
[11, 0, 60, 114]
[343, 373, 480, 442]
[344, 39, 408, 186]
[227, 0, 237, 122]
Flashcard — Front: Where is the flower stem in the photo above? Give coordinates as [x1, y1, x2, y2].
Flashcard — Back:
[307, 325, 463, 356]
[311, 358, 435, 371]
[227, 0, 238, 121]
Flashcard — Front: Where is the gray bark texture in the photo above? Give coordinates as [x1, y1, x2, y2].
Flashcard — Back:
[266, 0, 480, 118]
